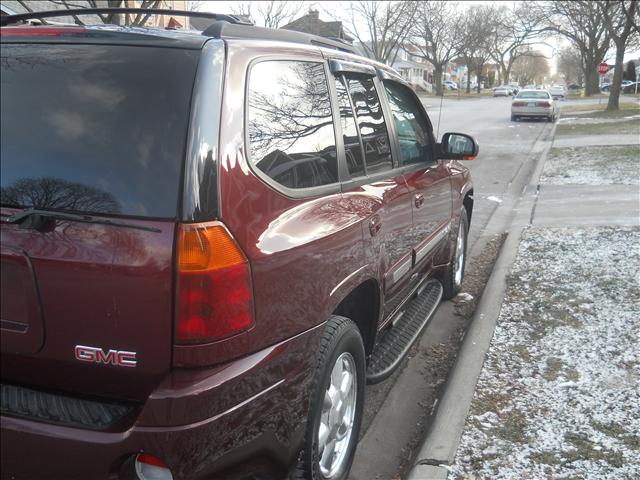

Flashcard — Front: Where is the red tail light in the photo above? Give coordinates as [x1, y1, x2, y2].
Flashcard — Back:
[0, 26, 85, 37]
[175, 222, 253, 344]
[512, 101, 526, 107]
[537, 101, 551, 107]
[133, 453, 173, 480]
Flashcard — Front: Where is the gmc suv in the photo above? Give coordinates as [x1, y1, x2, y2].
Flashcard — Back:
[0, 8, 476, 480]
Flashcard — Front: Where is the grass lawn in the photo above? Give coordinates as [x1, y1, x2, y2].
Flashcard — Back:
[560, 101, 640, 115]
[451, 227, 640, 479]
[555, 118, 640, 136]
[540, 145, 640, 185]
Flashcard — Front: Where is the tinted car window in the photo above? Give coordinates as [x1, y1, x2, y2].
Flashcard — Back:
[345, 75, 392, 175]
[335, 77, 365, 177]
[384, 81, 433, 165]
[516, 91, 551, 99]
[248, 61, 337, 190]
[0, 44, 198, 218]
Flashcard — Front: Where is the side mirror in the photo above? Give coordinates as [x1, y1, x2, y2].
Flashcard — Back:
[438, 132, 479, 160]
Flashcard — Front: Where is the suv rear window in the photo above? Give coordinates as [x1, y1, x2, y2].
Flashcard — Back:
[1, 44, 199, 218]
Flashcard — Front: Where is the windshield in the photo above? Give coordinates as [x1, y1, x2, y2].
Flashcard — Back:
[516, 91, 551, 100]
[1, 44, 199, 218]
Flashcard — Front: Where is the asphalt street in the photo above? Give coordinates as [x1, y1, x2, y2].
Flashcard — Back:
[426, 95, 552, 250]
[349, 95, 555, 480]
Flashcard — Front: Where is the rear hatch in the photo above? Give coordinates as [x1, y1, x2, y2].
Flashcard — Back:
[0, 40, 200, 401]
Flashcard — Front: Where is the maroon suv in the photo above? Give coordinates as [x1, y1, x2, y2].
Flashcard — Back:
[0, 9, 476, 480]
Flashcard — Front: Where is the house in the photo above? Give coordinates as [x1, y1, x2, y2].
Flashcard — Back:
[281, 9, 353, 43]
[390, 45, 434, 93]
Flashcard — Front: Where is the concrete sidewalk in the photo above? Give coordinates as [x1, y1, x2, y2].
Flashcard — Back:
[407, 122, 639, 479]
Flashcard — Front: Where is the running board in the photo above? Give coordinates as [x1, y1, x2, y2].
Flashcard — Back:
[366, 279, 443, 384]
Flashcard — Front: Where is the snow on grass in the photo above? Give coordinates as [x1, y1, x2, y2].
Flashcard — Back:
[558, 116, 640, 125]
[540, 146, 640, 185]
[450, 227, 640, 480]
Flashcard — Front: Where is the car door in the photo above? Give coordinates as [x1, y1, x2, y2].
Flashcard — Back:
[380, 78, 453, 269]
[330, 64, 415, 315]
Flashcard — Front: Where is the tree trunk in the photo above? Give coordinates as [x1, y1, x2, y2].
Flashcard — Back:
[584, 57, 600, 96]
[504, 66, 511, 85]
[607, 43, 625, 111]
[434, 64, 444, 96]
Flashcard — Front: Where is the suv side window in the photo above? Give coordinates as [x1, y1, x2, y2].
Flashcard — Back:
[248, 61, 337, 190]
[343, 74, 393, 175]
[384, 81, 433, 166]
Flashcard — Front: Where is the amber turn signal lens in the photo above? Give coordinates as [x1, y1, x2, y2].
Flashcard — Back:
[177, 224, 246, 271]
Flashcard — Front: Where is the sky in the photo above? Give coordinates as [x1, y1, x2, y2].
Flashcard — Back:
[198, 1, 640, 76]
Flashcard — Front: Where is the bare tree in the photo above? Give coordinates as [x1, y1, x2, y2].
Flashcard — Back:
[541, 1, 612, 96]
[339, 1, 416, 65]
[557, 46, 585, 85]
[406, 1, 465, 96]
[460, 5, 498, 93]
[598, 0, 639, 110]
[230, 1, 302, 28]
[43, 0, 161, 26]
[511, 49, 550, 86]
[490, 3, 547, 86]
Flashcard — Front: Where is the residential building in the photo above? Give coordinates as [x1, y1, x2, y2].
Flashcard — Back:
[281, 9, 353, 43]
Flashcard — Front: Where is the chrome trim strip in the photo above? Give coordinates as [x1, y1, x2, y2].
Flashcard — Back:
[415, 224, 450, 264]
[391, 257, 412, 285]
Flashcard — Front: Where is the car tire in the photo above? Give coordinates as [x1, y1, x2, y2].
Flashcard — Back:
[294, 315, 365, 480]
[511, 114, 518, 121]
[442, 208, 469, 300]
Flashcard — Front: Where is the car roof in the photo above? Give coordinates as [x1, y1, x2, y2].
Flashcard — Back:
[1, 11, 357, 54]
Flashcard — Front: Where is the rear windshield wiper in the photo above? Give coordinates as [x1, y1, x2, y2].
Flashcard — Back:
[1, 208, 161, 233]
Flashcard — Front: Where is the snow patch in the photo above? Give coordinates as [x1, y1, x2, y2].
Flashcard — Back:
[450, 227, 640, 479]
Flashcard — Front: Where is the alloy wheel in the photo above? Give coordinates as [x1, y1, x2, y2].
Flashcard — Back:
[317, 352, 357, 478]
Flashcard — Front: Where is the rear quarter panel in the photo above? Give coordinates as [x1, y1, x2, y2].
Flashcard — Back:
[174, 40, 380, 367]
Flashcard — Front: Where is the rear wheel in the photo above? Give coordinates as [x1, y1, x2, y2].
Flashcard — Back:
[442, 209, 468, 300]
[511, 114, 518, 121]
[295, 316, 365, 480]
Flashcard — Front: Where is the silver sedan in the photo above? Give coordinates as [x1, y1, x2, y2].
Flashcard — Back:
[511, 90, 558, 122]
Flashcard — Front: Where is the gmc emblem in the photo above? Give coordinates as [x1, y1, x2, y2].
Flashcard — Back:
[74, 345, 137, 368]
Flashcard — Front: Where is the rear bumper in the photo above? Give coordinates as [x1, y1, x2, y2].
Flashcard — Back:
[511, 106, 553, 117]
[1, 323, 324, 480]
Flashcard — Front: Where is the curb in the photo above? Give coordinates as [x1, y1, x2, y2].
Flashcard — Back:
[407, 119, 558, 480]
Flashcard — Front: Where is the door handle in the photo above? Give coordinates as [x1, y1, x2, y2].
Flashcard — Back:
[369, 215, 382, 237]
[414, 193, 425, 208]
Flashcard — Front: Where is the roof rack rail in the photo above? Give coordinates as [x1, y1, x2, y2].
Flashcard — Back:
[0, 8, 252, 27]
[201, 22, 358, 55]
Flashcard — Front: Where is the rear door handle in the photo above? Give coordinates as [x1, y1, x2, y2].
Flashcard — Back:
[369, 215, 382, 237]
[414, 194, 425, 208]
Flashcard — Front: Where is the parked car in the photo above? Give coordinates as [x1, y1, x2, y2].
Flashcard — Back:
[511, 89, 559, 122]
[623, 82, 639, 93]
[0, 8, 477, 480]
[443, 80, 458, 90]
[493, 85, 512, 97]
[549, 85, 566, 99]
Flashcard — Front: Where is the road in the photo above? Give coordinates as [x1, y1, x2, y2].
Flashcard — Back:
[349, 96, 554, 480]
[426, 95, 552, 249]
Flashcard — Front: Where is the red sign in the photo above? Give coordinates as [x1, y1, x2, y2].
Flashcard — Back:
[598, 63, 609, 74]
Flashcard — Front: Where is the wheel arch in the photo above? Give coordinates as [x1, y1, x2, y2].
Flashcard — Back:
[331, 279, 380, 357]
[463, 188, 474, 226]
